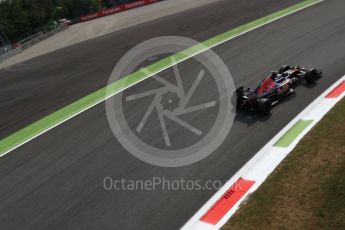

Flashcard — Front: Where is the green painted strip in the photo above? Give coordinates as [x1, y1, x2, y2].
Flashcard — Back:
[0, 0, 323, 156]
[274, 120, 313, 147]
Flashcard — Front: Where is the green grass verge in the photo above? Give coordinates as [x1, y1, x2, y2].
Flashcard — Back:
[223, 98, 345, 230]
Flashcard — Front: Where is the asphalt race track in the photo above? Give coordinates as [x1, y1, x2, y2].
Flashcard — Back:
[0, 0, 302, 139]
[1, 0, 345, 229]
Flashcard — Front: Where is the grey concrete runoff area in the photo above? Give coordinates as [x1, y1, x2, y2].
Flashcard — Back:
[0, 0, 220, 69]
[0, 0, 345, 229]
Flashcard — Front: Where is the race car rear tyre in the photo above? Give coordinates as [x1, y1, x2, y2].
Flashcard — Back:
[231, 93, 242, 110]
[279, 65, 290, 74]
[256, 98, 272, 115]
[234, 87, 245, 110]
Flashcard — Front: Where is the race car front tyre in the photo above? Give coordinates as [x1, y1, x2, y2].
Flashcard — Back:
[278, 65, 290, 74]
[305, 69, 319, 84]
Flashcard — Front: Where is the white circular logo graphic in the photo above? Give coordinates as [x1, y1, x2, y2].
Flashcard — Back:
[106, 36, 235, 167]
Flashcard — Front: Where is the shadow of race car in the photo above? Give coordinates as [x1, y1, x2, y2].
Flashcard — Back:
[235, 65, 322, 114]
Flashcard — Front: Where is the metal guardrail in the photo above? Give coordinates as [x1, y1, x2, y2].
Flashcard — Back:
[0, 25, 68, 64]
[0, 0, 163, 64]
[0, 47, 23, 63]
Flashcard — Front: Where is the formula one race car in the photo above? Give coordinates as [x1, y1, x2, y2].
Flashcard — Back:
[235, 65, 322, 114]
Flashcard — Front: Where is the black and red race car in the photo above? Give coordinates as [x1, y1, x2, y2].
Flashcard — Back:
[235, 65, 322, 114]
